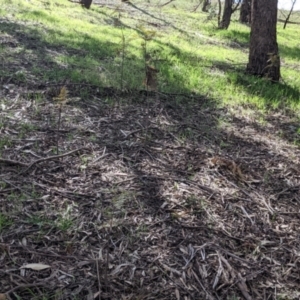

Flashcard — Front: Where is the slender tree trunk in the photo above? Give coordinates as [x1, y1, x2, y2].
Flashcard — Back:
[160, 0, 175, 7]
[218, 0, 233, 29]
[283, 0, 296, 29]
[202, 0, 211, 12]
[217, 0, 222, 26]
[81, 0, 92, 9]
[246, 0, 280, 81]
[239, 0, 251, 24]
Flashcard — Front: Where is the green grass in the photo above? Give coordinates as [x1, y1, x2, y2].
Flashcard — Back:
[0, 0, 300, 112]
[0, 212, 12, 231]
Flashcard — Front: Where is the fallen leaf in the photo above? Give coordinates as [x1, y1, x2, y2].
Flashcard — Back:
[20, 263, 51, 271]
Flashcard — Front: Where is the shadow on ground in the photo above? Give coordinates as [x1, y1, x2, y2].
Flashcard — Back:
[0, 12, 300, 300]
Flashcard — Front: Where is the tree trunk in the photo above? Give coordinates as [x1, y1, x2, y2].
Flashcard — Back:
[202, 0, 211, 12]
[218, 0, 233, 29]
[81, 0, 92, 9]
[239, 0, 251, 24]
[246, 0, 280, 81]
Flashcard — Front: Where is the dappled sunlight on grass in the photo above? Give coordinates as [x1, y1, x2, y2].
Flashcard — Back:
[0, 0, 299, 111]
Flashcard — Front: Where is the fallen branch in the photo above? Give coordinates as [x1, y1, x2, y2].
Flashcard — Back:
[277, 18, 300, 25]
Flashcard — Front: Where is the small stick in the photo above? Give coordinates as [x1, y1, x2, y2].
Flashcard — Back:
[0, 158, 28, 167]
[18, 147, 86, 175]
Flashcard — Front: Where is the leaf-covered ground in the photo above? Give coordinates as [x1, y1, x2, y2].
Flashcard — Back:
[0, 1, 300, 300]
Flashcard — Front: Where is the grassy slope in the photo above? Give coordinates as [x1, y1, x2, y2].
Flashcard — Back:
[0, 0, 299, 112]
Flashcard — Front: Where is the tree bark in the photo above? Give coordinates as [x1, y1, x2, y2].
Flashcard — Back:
[246, 0, 280, 81]
[239, 0, 251, 24]
[218, 0, 233, 29]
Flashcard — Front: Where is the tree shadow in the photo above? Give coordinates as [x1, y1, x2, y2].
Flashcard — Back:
[279, 44, 300, 61]
[217, 27, 300, 63]
[68, 85, 300, 299]
[125, 1, 194, 38]
[222, 67, 300, 146]
[218, 28, 250, 48]
[227, 69, 300, 105]
[0, 19, 148, 89]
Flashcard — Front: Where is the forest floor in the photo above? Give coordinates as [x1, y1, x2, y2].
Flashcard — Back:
[0, 1, 300, 299]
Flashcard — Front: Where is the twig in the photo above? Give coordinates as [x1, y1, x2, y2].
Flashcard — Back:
[18, 147, 86, 175]
[6, 283, 47, 297]
[213, 253, 223, 289]
[219, 253, 252, 300]
[56, 103, 62, 155]
[0, 179, 30, 195]
[192, 267, 215, 300]
[32, 181, 95, 199]
[240, 205, 255, 225]
[105, 248, 109, 295]
[156, 263, 195, 298]
[0, 158, 28, 167]
[93, 251, 102, 300]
